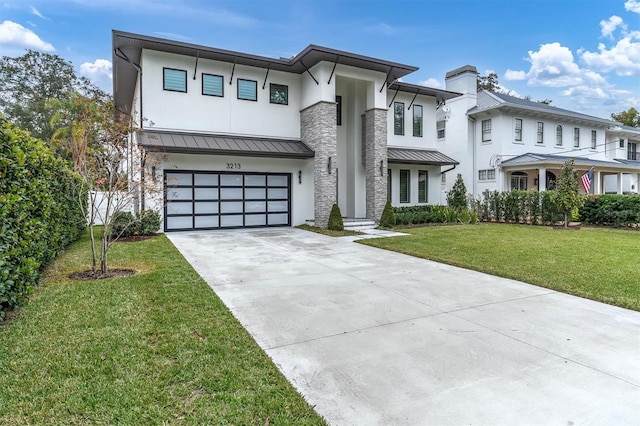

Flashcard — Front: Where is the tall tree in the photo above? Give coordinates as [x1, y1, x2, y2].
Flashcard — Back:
[477, 72, 500, 92]
[0, 50, 97, 142]
[611, 107, 639, 128]
[553, 159, 584, 229]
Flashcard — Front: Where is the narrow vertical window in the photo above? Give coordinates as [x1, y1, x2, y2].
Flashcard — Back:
[556, 125, 563, 146]
[413, 105, 423, 137]
[573, 127, 580, 148]
[537, 122, 544, 144]
[591, 130, 597, 149]
[394, 102, 405, 135]
[515, 118, 522, 141]
[237, 79, 257, 101]
[336, 96, 342, 126]
[387, 169, 392, 202]
[418, 170, 428, 203]
[400, 169, 410, 203]
[163, 68, 187, 92]
[482, 119, 492, 142]
[629, 142, 637, 161]
[619, 138, 625, 148]
[202, 74, 223, 97]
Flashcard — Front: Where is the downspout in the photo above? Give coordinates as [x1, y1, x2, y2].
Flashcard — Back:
[468, 115, 477, 197]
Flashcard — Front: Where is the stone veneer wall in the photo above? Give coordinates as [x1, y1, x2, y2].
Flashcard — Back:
[300, 101, 337, 228]
[365, 108, 388, 222]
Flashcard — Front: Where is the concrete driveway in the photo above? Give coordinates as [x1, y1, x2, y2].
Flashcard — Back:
[168, 228, 640, 425]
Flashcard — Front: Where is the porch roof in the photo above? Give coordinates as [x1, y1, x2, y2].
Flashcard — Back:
[387, 147, 459, 166]
[500, 153, 640, 172]
[138, 130, 315, 159]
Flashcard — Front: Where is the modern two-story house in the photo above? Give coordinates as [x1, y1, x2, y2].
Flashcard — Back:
[441, 65, 640, 198]
[112, 30, 461, 231]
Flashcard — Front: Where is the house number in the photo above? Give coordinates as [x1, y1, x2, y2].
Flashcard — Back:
[226, 162, 241, 169]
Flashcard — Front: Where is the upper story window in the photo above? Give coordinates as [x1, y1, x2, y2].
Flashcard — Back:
[437, 128, 445, 139]
[556, 125, 563, 146]
[237, 79, 257, 101]
[629, 142, 638, 161]
[478, 169, 496, 181]
[537, 122, 544, 144]
[400, 169, 410, 203]
[202, 74, 223, 97]
[394, 102, 405, 135]
[619, 138, 625, 148]
[573, 127, 580, 148]
[514, 118, 523, 141]
[482, 119, 492, 142]
[163, 68, 187, 93]
[591, 130, 597, 149]
[336, 96, 342, 126]
[413, 105, 423, 137]
[270, 84, 288, 105]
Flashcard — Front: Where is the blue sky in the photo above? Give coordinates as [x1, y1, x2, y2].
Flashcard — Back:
[1, 0, 638, 120]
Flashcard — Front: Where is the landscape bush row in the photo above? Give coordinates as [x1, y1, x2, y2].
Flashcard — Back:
[0, 117, 86, 319]
[110, 210, 161, 238]
[580, 195, 640, 227]
[392, 205, 478, 226]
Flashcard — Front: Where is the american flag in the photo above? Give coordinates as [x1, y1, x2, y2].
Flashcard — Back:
[581, 166, 595, 194]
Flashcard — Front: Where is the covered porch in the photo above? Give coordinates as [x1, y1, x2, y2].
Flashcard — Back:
[500, 153, 640, 195]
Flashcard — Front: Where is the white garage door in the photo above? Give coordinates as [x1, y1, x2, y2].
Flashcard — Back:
[164, 171, 291, 231]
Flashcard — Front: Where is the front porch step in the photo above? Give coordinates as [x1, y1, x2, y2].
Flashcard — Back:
[304, 218, 377, 230]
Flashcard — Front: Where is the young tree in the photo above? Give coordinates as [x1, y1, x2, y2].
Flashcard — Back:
[477, 72, 500, 92]
[447, 174, 468, 210]
[611, 107, 639, 128]
[553, 159, 584, 229]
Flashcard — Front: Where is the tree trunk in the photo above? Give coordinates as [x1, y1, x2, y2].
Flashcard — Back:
[89, 224, 97, 273]
[564, 212, 569, 229]
[100, 232, 108, 274]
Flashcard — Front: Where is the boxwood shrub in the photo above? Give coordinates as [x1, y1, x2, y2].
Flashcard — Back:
[580, 195, 640, 227]
[0, 116, 86, 319]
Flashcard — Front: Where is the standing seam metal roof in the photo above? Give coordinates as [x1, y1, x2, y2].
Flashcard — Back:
[387, 147, 459, 165]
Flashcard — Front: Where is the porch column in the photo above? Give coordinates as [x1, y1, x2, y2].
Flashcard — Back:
[301, 101, 337, 228]
[538, 167, 546, 191]
[617, 173, 623, 194]
[364, 108, 387, 222]
[594, 170, 601, 194]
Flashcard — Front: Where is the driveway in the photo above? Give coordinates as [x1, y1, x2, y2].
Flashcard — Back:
[168, 228, 640, 425]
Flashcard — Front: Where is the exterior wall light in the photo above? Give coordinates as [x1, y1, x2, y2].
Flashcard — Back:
[380, 160, 384, 176]
[328, 156, 332, 174]
[298, 170, 302, 184]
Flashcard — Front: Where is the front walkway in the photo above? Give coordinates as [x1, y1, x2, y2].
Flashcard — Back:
[168, 228, 640, 425]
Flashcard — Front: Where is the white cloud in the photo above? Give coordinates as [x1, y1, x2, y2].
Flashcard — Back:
[29, 6, 46, 20]
[580, 31, 640, 76]
[0, 20, 54, 51]
[525, 42, 585, 87]
[418, 77, 443, 88]
[600, 15, 625, 38]
[504, 69, 526, 80]
[625, 0, 640, 13]
[80, 58, 112, 80]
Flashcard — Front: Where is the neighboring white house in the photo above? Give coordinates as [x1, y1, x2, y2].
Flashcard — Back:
[441, 65, 640, 198]
[112, 30, 460, 231]
[112, 31, 640, 232]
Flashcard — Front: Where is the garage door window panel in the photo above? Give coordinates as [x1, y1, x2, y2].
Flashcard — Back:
[167, 203, 193, 215]
[221, 215, 244, 227]
[195, 216, 219, 228]
[194, 202, 218, 214]
[245, 201, 266, 213]
[166, 216, 192, 230]
[245, 188, 266, 199]
[194, 174, 218, 185]
[245, 214, 267, 226]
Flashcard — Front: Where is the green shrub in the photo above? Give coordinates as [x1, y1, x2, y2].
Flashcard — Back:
[0, 116, 86, 319]
[579, 195, 640, 227]
[447, 174, 468, 209]
[110, 211, 136, 238]
[379, 200, 395, 228]
[327, 204, 344, 231]
[137, 210, 161, 235]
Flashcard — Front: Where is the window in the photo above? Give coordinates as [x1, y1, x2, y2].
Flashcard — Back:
[413, 105, 423, 137]
[511, 172, 527, 190]
[441, 173, 446, 184]
[387, 169, 392, 201]
[394, 102, 405, 135]
[202, 74, 223, 97]
[478, 169, 495, 181]
[629, 142, 638, 161]
[437, 121, 445, 139]
[400, 170, 410, 203]
[269, 84, 288, 105]
[482, 119, 492, 142]
[574, 127, 580, 148]
[437, 128, 445, 139]
[556, 125, 563, 146]
[237, 79, 257, 101]
[591, 130, 597, 149]
[620, 138, 625, 148]
[336, 96, 342, 126]
[163, 68, 187, 92]
[515, 118, 523, 141]
[418, 170, 428, 203]
[537, 122, 544, 144]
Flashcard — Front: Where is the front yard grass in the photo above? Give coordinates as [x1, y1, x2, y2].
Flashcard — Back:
[0, 231, 325, 425]
[359, 223, 639, 311]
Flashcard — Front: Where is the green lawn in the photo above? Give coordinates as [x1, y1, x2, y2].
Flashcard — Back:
[0, 232, 326, 425]
[359, 224, 640, 311]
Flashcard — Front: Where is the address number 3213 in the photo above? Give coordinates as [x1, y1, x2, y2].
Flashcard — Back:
[226, 163, 241, 170]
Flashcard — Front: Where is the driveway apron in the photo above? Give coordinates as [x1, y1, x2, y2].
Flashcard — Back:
[167, 228, 640, 425]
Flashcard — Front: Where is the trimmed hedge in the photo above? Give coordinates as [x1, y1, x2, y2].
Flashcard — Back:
[0, 116, 86, 319]
[109, 210, 161, 238]
[580, 195, 640, 227]
[473, 190, 562, 225]
[327, 204, 344, 231]
[393, 205, 477, 226]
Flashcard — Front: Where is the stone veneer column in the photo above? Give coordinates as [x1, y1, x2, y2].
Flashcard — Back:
[365, 108, 388, 222]
[300, 101, 337, 228]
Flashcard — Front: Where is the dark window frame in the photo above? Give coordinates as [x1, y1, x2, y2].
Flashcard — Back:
[418, 170, 428, 203]
[269, 83, 288, 105]
[237, 78, 258, 101]
[394, 102, 405, 136]
[413, 104, 423, 137]
[591, 130, 597, 149]
[399, 169, 410, 203]
[163, 67, 187, 93]
[202, 73, 224, 97]
[336, 96, 342, 126]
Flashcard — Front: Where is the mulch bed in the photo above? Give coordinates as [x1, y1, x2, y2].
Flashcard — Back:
[69, 269, 136, 280]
